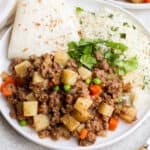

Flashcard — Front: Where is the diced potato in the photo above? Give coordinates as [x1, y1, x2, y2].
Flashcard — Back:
[23, 101, 38, 117]
[72, 110, 92, 122]
[78, 67, 92, 80]
[61, 69, 78, 85]
[60, 114, 80, 132]
[54, 51, 70, 66]
[26, 93, 37, 101]
[120, 106, 137, 123]
[32, 72, 44, 84]
[15, 60, 31, 78]
[98, 103, 114, 117]
[74, 97, 93, 113]
[33, 114, 49, 131]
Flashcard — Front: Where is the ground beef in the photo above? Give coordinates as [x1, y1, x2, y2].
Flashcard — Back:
[65, 59, 78, 71]
[38, 102, 48, 114]
[70, 80, 89, 98]
[9, 108, 16, 119]
[3, 52, 133, 146]
[49, 127, 61, 140]
[79, 132, 96, 146]
[38, 130, 50, 138]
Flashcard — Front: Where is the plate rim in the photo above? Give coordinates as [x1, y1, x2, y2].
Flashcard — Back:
[0, 0, 150, 149]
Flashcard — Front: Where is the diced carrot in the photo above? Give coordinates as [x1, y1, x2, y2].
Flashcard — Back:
[90, 84, 102, 96]
[80, 128, 88, 140]
[0, 76, 15, 96]
[109, 117, 119, 131]
[1, 84, 12, 96]
[144, 0, 150, 3]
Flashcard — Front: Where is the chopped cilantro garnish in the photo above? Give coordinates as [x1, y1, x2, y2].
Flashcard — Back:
[76, 7, 84, 13]
[111, 26, 119, 32]
[132, 25, 136, 30]
[91, 12, 96, 16]
[80, 20, 83, 24]
[120, 33, 126, 39]
[123, 22, 129, 27]
[108, 14, 114, 18]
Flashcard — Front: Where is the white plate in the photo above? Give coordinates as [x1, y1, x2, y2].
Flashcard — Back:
[0, 0, 150, 149]
[107, 0, 150, 9]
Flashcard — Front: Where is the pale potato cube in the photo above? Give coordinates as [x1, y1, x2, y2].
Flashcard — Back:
[61, 69, 78, 85]
[76, 124, 85, 133]
[32, 72, 44, 84]
[15, 60, 31, 78]
[98, 103, 114, 117]
[74, 97, 93, 113]
[78, 67, 92, 80]
[33, 114, 49, 131]
[120, 106, 137, 123]
[23, 101, 38, 117]
[54, 51, 70, 66]
[60, 114, 80, 132]
[26, 93, 37, 101]
[72, 110, 92, 122]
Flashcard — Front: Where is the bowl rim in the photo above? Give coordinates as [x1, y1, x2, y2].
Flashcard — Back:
[0, 0, 17, 30]
[106, 0, 150, 10]
[0, 0, 150, 149]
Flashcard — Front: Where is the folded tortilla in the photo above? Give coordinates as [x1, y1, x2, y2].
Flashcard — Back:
[8, 0, 80, 58]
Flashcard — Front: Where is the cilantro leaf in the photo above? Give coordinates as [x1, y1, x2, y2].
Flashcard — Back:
[76, 7, 84, 13]
[114, 57, 138, 75]
[105, 41, 128, 52]
[80, 54, 97, 69]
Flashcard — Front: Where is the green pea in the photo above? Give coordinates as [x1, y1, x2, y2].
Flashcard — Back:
[64, 85, 71, 92]
[53, 85, 60, 91]
[19, 120, 27, 126]
[85, 79, 91, 84]
[93, 78, 101, 84]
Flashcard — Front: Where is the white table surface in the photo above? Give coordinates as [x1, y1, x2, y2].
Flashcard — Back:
[0, 6, 150, 150]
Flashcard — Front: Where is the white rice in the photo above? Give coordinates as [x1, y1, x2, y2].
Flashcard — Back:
[78, 8, 150, 91]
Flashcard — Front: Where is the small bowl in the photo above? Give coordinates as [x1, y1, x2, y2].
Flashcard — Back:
[107, 0, 150, 9]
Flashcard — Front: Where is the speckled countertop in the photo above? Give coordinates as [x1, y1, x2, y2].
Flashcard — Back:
[0, 7, 150, 150]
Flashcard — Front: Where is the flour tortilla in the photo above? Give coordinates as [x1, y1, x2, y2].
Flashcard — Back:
[8, 0, 80, 58]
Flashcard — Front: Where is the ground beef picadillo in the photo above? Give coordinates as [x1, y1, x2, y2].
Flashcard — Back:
[1, 51, 136, 146]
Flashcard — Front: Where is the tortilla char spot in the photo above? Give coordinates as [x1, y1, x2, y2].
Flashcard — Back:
[37, 0, 42, 3]
[24, 28, 28, 31]
[38, 35, 42, 39]
[45, 41, 49, 45]
[22, 3, 27, 7]
[78, 30, 82, 37]
[35, 22, 41, 27]
[60, 43, 64, 47]
[22, 48, 29, 52]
